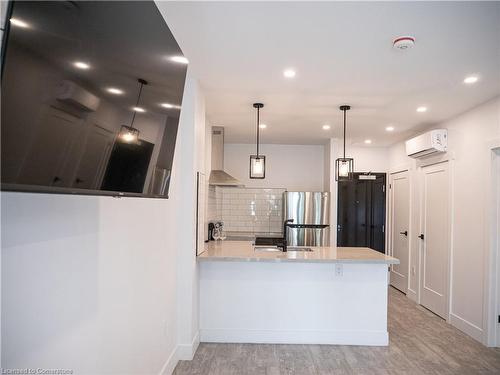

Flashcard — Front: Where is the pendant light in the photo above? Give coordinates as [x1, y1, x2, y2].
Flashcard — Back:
[249, 103, 266, 179]
[119, 78, 148, 143]
[335, 105, 354, 181]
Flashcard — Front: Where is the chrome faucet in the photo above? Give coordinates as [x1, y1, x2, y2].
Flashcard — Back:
[280, 219, 294, 252]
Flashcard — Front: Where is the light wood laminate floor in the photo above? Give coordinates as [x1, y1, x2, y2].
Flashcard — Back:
[173, 287, 500, 374]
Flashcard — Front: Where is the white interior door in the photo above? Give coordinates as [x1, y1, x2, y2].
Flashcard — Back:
[390, 170, 410, 293]
[72, 124, 114, 189]
[420, 161, 450, 319]
[18, 107, 84, 187]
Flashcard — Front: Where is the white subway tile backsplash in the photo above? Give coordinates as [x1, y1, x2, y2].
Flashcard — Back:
[217, 187, 285, 234]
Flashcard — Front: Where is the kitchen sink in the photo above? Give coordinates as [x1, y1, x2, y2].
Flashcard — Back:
[253, 235, 313, 252]
[254, 237, 284, 246]
[254, 246, 282, 252]
[253, 245, 313, 252]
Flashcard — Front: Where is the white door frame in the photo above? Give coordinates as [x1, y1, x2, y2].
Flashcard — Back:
[485, 140, 500, 346]
[416, 155, 454, 321]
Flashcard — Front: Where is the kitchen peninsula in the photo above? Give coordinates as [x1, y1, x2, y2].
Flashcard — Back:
[198, 241, 399, 346]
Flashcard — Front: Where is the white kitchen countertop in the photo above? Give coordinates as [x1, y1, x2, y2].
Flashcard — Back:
[198, 240, 399, 264]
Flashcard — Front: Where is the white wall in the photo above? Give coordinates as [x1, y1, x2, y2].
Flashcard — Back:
[328, 142, 391, 175]
[1, 73, 205, 374]
[323, 142, 331, 191]
[343, 146, 390, 173]
[224, 143, 325, 191]
[173, 77, 205, 361]
[388, 96, 500, 344]
[1, 194, 178, 374]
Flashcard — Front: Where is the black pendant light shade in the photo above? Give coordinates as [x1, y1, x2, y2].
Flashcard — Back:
[335, 105, 354, 181]
[119, 78, 148, 143]
[250, 103, 266, 179]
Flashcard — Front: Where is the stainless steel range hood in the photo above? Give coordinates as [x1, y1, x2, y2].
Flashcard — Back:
[209, 127, 244, 187]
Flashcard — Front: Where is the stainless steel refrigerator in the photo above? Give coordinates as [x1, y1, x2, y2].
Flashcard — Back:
[283, 191, 330, 246]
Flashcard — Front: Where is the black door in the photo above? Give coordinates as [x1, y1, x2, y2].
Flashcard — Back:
[101, 139, 154, 194]
[337, 173, 386, 253]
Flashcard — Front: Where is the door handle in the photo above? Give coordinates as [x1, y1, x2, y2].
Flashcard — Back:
[400, 231, 408, 236]
[418, 234, 425, 240]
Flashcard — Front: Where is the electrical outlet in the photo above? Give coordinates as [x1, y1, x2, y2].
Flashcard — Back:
[335, 263, 343, 277]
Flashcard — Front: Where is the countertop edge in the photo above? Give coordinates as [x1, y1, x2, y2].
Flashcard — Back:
[197, 256, 399, 265]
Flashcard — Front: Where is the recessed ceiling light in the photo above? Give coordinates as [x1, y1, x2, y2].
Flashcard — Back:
[106, 87, 124, 95]
[73, 61, 90, 70]
[259, 123, 267, 129]
[132, 107, 145, 112]
[385, 126, 395, 132]
[322, 124, 331, 130]
[416, 106, 428, 113]
[283, 69, 296, 78]
[10, 18, 30, 28]
[463, 75, 479, 84]
[170, 56, 189, 64]
[364, 139, 372, 144]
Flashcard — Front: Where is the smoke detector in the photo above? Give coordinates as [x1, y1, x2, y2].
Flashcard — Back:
[393, 36, 415, 50]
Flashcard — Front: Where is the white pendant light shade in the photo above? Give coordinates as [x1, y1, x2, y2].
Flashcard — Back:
[250, 155, 266, 179]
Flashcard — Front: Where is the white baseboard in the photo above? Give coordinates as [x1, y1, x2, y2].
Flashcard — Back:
[450, 313, 484, 343]
[200, 328, 388, 346]
[158, 333, 201, 375]
[158, 347, 179, 375]
[176, 332, 200, 361]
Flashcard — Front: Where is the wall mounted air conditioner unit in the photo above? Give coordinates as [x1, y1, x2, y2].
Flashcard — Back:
[56, 80, 100, 112]
[405, 129, 447, 158]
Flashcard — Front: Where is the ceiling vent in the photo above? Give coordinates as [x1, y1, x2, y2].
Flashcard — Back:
[405, 129, 447, 158]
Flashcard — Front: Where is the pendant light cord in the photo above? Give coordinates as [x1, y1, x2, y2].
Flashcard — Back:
[343, 108, 346, 159]
[256, 106, 260, 157]
[130, 81, 144, 127]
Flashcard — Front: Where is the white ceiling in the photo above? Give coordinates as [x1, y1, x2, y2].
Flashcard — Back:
[157, 1, 500, 146]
